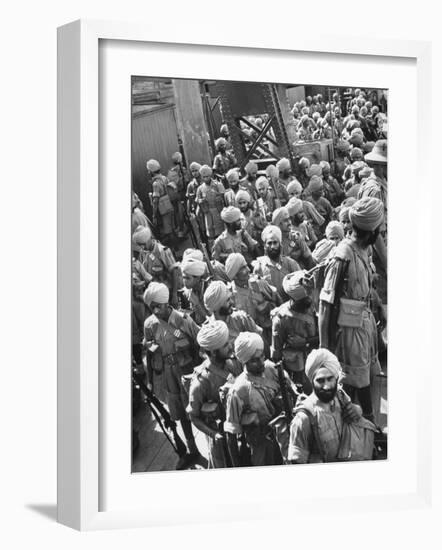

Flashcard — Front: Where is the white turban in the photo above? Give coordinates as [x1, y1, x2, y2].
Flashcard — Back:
[143, 282, 169, 307]
[226, 168, 240, 183]
[312, 239, 336, 263]
[181, 258, 206, 277]
[306, 175, 323, 194]
[305, 348, 342, 383]
[299, 157, 310, 169]
[189, 161, 201, 171]
[197, 320, 229, 351]
[215, 137, 227, 149]
[286, 198, 303, 217]
[255, 176, 269, 191]
[171, 152, 182, 163]
[349, 197, 384, 231]
[265, 165, 279, 179]
[245, 161, 258, 175]
[282, 271, 308, 301]
[319, 160, 330, 171]
[132, 225, 152, 245]
[203, 281, 230, 313]
[221, 206, 241, 223]
[235, 189, 251, 203]
[199, 165, 213, 177]
[225, 253, 247, 280]
[234, 332, 264, 364]
[183, 248, 204, 262]
[276, 157, 290, 171]
[308, 164, 323, 177]
[272, 207, 289, 228]
[287, 180, 303, 196]
[261, 224, 282, 244]
[146, 159, 161, 173]
[325, 221, 345, 240]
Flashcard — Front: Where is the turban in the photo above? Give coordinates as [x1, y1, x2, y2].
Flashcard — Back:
[203, 281, 230, 313]
[364, 139, 387, 164]
[225, 253, 247, 280]
[235, 189, 251, 203]
[325, 221, 345, 240]
[171, 152, 182, 163]
[336, 140, 350, 153]
[286, 197, 303, 217]
[183, 248, 204, 262]
[338, 206, 350, 223]
[307, 175, 323, 194]
[347, 120, 361, 132]
[282, 271, 308, 302]
[199, 165, 213, 177]
[197, 320, 229, 351]
[146, 159, 161, 173]
[261, 224, 282, 244]
[226, 168, 240, 183]
[349, 197, 384, 231]
[346, 183, 361, 199]
[298, 157, 310, 169]
[143, 282, 169, 306]
[358, 179, 382, 200]
[272, 207, 289, 227]
[305, 348, 342, 383]
[287, 180, 303, 196]
[234, 332, 264, 364]
[189, 161, 201, 171]
[319, 160, 330, 171]
[308, 164, 323, 177]
[302, 201, 325, 226]
[359, 166, 374, 179]
[349, 133, 364, 147]
[301, 112, 309, 120]
[312, 238, 335, 263]
[221, 206, 241, 223]
[181, 258, 206, 277]
[276, 157, 290, 171]
[255, 176, 269, 190]
[132, 225, 152, 245]
[215, 137, 227, 149]
[266, 165, 279, 179]
[350, 147, 363, 161]
[363, 141, 375, 154]
[351, 128, 364, 138]
[220, 124, 229, 134]
[245, 161, 258, 175]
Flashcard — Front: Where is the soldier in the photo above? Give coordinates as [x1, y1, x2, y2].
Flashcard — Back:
[303, 175, 334, 232]
[287, 179, 303, 200]
[143, 283, 201, 465]
[146, 158, 174, 242]
[265, 165, 289, 206]
[272, 207, 315, 270]
[224, 168, 242, 206]
[276, 157, 297, 188]
[196, 165, 226, 248]
[213, 137, 237, 178]
[167, 151, 189, 238]
[203, 280, 262, 376]
[179, 257, 210, 325]
[212, 206, 258, 265]
[297, 157, 311, 189]
[236, 189, 266, 244]
[271, 271, 318, 390]
[331, 140, 351, 184]
[186, 161, 202, 216]
[225, 252, 280, 348]
[224, 332, 294, 467]
[255, 176, 279, 219]
[253, 225, 301, 299]
[320, 160, 345, 207]
[131, 192, 149, 234]
[319, 197, 384, 421]
[286, 198, 318, 251]
[240, 161, 259, 200]
[187, 320, 236, 468]
[132, 225, 180, 308]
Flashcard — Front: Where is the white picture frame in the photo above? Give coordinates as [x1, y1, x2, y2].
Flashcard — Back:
[57, 19, 433, 531]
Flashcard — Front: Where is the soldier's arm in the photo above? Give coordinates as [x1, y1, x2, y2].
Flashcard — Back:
[187, 384, 218, 438]
[288, 412, 312, 464]
[271, 315, 284, 362]
[318, 258, 343, 349]
[224, 389, 243, 467]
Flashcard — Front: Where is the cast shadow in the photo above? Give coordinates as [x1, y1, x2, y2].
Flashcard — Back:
[26, 504, 57, 522]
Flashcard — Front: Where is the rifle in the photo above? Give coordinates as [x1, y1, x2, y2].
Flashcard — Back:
[183, 206, 215, 278]
[275, 361, 293, 422]
[132, 364, 187, 461]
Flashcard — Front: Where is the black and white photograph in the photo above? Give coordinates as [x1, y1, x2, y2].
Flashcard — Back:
[131, 77, 388, 473]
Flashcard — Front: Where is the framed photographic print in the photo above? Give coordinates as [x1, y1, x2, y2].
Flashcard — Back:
[57, 19, 433, 530]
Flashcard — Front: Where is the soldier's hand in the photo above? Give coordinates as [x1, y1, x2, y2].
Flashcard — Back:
[214, 432, 224, 442]
[342, 401, 362, 424]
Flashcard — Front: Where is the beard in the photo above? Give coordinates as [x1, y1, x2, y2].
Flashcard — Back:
[218, 304, 233, 317]
[314, 384, 338, 403]
[266, 246, 281, 261]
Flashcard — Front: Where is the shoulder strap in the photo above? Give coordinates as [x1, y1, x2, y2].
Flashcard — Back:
[295, 404, 326, 462]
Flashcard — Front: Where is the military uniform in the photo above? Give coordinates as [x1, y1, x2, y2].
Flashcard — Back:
[253, 255, 300, 299]
[271, 301, 318, 386]
[224, 360, 284, 466]
[240, 208, 267, 243]
[140, 240, 178, 288]
[281, 231, 316, 270]
[187, 359, 235, 468]
[211, 229, 257, 265]
[179, 284, 210, 326]
[196, 179, 226, 241]
[213, 150, 237, 177]
[152, 173, 174, 237]
[144, 308, 200, 421]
